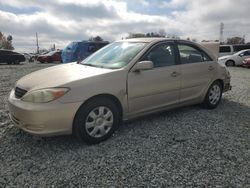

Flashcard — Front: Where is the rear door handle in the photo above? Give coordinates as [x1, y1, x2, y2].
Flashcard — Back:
[171, 71, 180, 77]
[208, 66, 214, 71]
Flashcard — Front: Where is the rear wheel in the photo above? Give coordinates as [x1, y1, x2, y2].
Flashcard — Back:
[73, 97, 121, 144]
[203, 81, 222, 109]
[225, 60, 235, 67]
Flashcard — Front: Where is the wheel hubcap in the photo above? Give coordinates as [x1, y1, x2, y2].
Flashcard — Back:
[85, 106, 113, 138]
[209, 85, 221, 105]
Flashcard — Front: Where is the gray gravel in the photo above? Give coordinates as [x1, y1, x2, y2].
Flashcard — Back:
[0, 62, 250, 187]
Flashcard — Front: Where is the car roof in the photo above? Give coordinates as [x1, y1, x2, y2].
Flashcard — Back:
[80, 41, 109, 43]
[238, 49, 250, 53]
[118, 37, 178, 43]
[0, 49, 13, 52]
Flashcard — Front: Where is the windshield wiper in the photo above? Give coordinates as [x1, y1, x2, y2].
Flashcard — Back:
[83, 63, 98, 67]
[82, 63, 105, 68]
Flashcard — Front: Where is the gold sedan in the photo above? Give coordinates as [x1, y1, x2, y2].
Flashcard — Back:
[8, 38, 231, 144]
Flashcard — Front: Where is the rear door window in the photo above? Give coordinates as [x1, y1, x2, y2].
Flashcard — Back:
[178, 44, 212, 64]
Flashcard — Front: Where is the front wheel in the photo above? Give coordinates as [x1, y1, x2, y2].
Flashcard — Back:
[14, 60, 20, 64]
[203, 81, 222, 109]
[73, 97, 121, 144]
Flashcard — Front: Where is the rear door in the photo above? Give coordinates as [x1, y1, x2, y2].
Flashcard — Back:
[177, 42, 216, 103]
[127, 42, 181, 114]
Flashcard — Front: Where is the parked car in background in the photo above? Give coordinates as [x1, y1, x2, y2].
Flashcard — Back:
[8, 38, 231, 144]
[37, 50, 61, 63]
[219, 44, 250, 57]
[0, 50, 25, 64]
[218, 49, 250, 66]
[23, 53, 34, 62]
[242, 57, 250, 68]
[61, 41, 109, 63]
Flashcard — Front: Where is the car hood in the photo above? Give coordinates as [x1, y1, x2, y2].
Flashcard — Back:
[16, 63, 116, 91]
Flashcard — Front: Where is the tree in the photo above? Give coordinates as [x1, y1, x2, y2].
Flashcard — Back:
[126, 32, 145, 39]
[226, 37, 245, 44]
[158, 29, 166, 37]
[89, 36, 104, 42]
[191, 38, 197, 42]
[0, 32, 14, 50]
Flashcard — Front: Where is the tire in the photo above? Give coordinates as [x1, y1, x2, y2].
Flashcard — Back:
[73, 97, 121, 144]
[203, 81, 223, 109]
[14, 60, 20, 64]
[225, 60, 235, 67]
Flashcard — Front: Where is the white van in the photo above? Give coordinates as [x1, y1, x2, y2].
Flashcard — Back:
[219, 45, 234, 57]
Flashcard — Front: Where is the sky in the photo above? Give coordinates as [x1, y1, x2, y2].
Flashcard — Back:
[0, 0, 249, 52]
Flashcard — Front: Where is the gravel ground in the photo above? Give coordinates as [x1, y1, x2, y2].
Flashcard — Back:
[0, 62, 250, 187]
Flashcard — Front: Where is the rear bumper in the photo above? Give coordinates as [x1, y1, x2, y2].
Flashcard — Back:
[8, 89, 81, 136]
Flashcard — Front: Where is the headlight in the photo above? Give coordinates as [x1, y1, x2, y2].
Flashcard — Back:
[21, 88, 69, 103]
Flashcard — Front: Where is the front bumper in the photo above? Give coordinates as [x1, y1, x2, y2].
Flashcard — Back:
[8, 89, 81, 136]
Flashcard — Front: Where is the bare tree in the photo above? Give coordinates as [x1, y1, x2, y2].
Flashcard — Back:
[158, 29, 166, 37]
[226, 37, 245, 44]
[0, 32, 14, 50]
[126, 33, 145, 39]
[89, 36, 104, 42]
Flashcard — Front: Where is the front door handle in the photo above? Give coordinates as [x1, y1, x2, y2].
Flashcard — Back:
[208, 66, 214, 71]
[171, 71, 180, 77]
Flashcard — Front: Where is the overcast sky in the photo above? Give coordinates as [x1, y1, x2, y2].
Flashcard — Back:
[0, 0, 249, 52]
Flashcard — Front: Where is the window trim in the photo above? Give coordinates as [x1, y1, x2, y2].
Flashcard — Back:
[138, 41, 179, 68]
[176, 41, 213, 64]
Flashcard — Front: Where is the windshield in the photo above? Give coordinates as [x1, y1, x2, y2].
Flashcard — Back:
[81, 42, 147, 69]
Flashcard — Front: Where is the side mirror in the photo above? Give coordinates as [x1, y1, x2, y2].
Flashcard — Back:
[133, 61, 154, 72]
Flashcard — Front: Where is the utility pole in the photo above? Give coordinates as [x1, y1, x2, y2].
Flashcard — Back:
[219, 22, 224, 44]
[242, 35, 245, 44]
[36, 32, 39, 54]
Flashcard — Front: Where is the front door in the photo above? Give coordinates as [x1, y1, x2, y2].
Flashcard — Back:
[127, 42, 181, 115]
